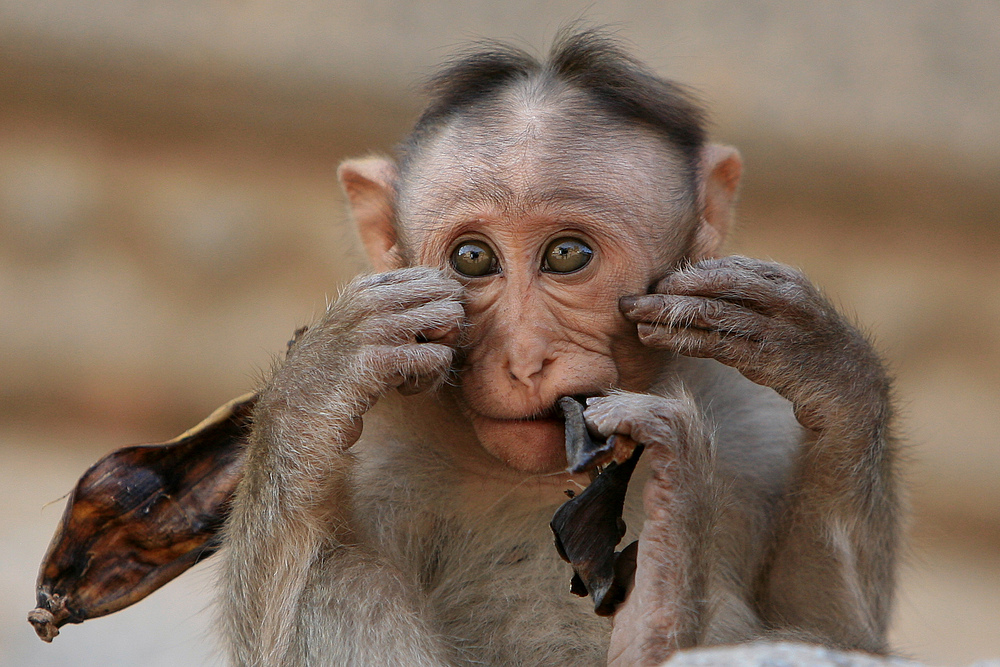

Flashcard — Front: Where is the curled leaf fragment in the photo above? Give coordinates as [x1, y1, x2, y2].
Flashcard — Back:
[28, 393, 256, 641]
[551, 396, 644, 616]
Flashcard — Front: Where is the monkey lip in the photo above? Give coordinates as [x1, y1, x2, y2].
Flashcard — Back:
[477, 412, 561, 426]
[471, 392, 603, 423]
[517, 405, 561, 422]
[468, 410, 567, 473]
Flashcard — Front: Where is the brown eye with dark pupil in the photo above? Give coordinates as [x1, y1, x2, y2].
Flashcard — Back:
[543, 237, 593, 273]
[451, 241, 499, 277]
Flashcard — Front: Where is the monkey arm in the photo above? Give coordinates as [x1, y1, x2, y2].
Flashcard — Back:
[620, 255, 899, 652]
[219, 268, 463, 666]
[579, 392, 732, 666]
[756, 411, 897, 652]
[221, 422, 452, 666]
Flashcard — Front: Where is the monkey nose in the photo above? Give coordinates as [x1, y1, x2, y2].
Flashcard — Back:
[507, 364, 541, 388]
[506, 356, 551, 391]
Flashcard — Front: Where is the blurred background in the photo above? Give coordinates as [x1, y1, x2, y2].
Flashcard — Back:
[1, 1, 998, 665]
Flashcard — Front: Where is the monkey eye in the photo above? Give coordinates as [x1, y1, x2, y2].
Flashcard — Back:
[451, 240, 500, 277]
[542, 237, 593, 274]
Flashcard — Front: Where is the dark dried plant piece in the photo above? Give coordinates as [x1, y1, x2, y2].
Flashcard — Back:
[551, 396, 644, 616]
[559, 396, 614, 474]
[559, 396, 638, 473]
[28, 393, 256, 642]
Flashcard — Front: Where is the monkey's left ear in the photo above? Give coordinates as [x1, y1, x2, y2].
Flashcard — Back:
[338, 157, 406, 271]
[691, 144, 743, 260]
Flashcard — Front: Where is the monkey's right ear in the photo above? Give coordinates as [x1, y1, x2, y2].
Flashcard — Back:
[338, 157, 405, 271]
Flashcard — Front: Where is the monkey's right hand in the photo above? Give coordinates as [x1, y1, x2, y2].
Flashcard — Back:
[265, 267, 465, 427]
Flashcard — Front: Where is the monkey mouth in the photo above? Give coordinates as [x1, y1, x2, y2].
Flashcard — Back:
[476, 393, 603, 423]
[519, 404, 561, 421]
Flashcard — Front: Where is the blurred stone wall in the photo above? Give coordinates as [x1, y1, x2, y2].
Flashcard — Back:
[1, 2, 998, 666]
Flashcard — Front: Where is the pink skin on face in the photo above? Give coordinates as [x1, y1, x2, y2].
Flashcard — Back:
[401, 106, 695, 473]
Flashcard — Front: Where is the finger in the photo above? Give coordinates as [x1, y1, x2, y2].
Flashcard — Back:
[686, 255, 803, 284]
[362, 279, 463, 314]
[353, 265, 455, 289]
[384, 343, 455, 394]
[657, 267, 783, 308]
[637, 320, 735, 355]
[621, 294, 779, 341]
[583, 398, 622, 440]
[651, 257, 811, 317]
[636, 322, 784, 386]
[342, 269, 464, 317]
[583, 394, 640, 440]
[416, 323, 462, 346]
[364, 300, 465, 343]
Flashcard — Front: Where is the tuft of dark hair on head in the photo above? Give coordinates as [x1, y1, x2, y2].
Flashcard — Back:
[425, 41, 540, 123]
[401, 41, 541, 160]
[400, 27, 708, 170]
[548, 28, 707, 162]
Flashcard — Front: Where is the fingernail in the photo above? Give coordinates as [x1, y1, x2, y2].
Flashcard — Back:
[619, 295, 640, 311]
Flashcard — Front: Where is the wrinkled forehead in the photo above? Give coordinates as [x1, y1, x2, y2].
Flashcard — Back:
[396, 96, 698, 240]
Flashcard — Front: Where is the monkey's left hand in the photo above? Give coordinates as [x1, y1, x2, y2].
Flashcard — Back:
[620, 255, 890, 433]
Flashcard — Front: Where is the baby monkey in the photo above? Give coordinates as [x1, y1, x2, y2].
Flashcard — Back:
[215, 29, 899, 667]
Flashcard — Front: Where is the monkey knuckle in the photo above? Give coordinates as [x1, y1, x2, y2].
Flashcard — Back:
[346, 347, 398, 395]
[434, 273, 466, 295]
[354, 316, 396, 343]
[778, 264, 808, 283]
[425, 342, 456, 363]
[587, 392, 634, 413]
[655, 298, 679, 317]
[406, 301, 455, 325]
[585, 392, 664, 439]
[400, 266, 461, 290]
[752, 260, 802, 286]
[636, 323, 679, 350]
[691, 255, 754, 280]
[583, 397, 611, 415]
[328, 282, 370, 316]
[610, 396, 692, 445]
[582, 402, 610, 426]
[690, 256, 725, 272]
[598, 416, 633, 438]
[639, 295, 670, 319]
[416, 341, 455, 364]
[701, 299, 725, 321]
[385, 266, 443, 286]
[336, 289, 396, 323]
[660, 270, 696, 295]
[356, 344, 393, 369]
[437, 299, 466, 322]
[403, 348, 454, 384]
[584, 405, 625, 437]
[345, 270, 460, 318]
[668, 304, 693, 324]
[348, 272, 410, 301]
[721, 255, 760, 271]
[397, 265, 435, 279]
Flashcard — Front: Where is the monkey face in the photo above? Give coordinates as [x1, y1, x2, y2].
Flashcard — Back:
[396, 108, 698, 473]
